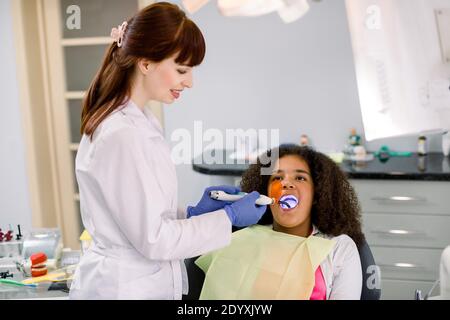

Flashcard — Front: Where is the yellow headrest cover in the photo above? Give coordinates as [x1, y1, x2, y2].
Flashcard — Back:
[195, 225, 335, 300]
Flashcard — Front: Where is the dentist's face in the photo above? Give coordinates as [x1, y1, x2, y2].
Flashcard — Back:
[267, 155, 314, 235]
[141, 54, 193, 104]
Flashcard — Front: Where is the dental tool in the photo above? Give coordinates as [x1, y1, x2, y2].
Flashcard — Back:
[209, 180, 300, 210]
[209, 191, 274, 206]
[278, 194, 299, 210]
[268, 180, 300, 210]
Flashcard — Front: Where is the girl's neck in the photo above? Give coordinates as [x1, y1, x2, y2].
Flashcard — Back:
[273, 220, 313, 238]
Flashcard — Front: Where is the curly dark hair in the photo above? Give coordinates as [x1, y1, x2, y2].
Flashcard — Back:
[240, 144, 365, 247]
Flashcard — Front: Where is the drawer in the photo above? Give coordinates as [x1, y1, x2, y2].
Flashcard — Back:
[371, 247, 441, 281]
[362, 213, 450, 248]
[351, 180, 450, 215]
[381, 279, 436, 300]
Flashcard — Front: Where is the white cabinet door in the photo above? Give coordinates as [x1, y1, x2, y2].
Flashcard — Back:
[352, 180, 450, 215]
[381, 279, 436, 300]
[363, 213, 450, 249]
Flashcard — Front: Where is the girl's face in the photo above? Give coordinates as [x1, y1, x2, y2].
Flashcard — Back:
[142, 55, 193, 104]
[267, 155, 314, 236]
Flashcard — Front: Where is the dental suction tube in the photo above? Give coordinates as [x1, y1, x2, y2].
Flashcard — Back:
[209, 191, 274, 206]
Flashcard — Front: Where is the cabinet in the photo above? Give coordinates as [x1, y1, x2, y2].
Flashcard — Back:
[13, 0, 161, 249]
[351, 179, 450, 300]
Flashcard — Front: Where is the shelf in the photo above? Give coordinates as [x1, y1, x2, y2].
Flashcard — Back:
[65, 91, 85, 100]
[61, 37, 112, 47]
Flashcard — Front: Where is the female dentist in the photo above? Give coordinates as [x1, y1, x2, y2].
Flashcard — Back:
[69, 2, 266, 300]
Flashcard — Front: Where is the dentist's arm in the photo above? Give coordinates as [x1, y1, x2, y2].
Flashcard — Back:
[89, 128, 232, 260]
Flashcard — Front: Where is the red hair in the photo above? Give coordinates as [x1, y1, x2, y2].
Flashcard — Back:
[81, 2, 205, 139]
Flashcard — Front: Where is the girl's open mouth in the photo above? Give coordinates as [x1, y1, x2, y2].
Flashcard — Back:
[278, 194, 299, 210]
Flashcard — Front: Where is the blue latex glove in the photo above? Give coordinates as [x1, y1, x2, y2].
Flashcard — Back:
[223, 191, 267, 227]
[187, 185, 241, 218]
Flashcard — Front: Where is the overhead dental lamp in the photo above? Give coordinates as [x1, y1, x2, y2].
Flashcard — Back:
[182, 0, 311, 23]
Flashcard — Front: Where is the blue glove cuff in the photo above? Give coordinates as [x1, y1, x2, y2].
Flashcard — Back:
[223, 205, 235, 225]
[186, 206, 196, 218]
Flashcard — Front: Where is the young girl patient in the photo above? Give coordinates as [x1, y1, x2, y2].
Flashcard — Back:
[195, 144, 365, 300]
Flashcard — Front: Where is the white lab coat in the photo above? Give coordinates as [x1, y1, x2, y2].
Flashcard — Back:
[69, 100, 232, 300]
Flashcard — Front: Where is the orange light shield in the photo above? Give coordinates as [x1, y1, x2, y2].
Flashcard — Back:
[268, 180, 282, 203]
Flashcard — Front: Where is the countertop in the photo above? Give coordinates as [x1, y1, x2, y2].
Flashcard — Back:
[192, 151, 450, 181]
[0, 282, 69, 300]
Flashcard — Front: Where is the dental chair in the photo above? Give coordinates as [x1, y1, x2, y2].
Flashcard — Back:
[358, 239, 381, 300]
[415, 246, 450, 300]
[182, 238, 381, 300]
[441, 246, 450, 299]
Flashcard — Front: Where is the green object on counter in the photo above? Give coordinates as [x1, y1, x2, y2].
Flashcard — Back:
[0, 279, 37, 288]
[374, 145, 412, 158]
[391, 151, 413, 157]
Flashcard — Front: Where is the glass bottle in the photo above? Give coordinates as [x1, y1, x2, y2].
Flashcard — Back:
[418, 135, 427, 156]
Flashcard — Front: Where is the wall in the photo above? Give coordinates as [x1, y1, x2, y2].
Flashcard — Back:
[0, 0, 445, 224]
[0, 0, 32, 232]
[163, 0, 445, 208]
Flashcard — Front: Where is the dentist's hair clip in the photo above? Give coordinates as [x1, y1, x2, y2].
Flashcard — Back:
[110, 21, 128, 48]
